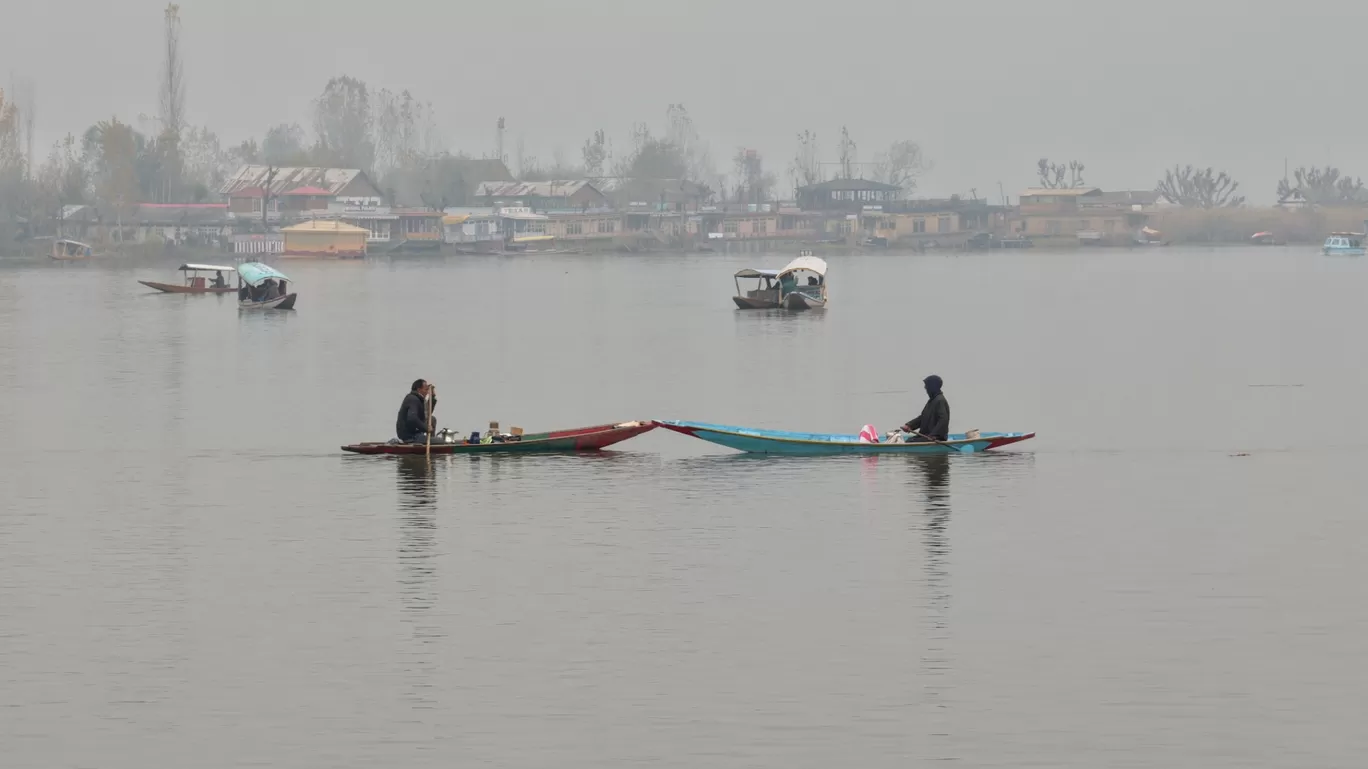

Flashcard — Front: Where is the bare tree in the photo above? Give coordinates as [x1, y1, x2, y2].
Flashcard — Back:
[733, 148, 776, 204]
[1277, 166, 1366, 205]
[665, 103, 712, 182]
[372, 88, 437, 177]
[544, 146, 582, 179]
[38, 134, 86, 201]
[611, 123, 689, 182]
[261, 123, 308, 166]
[89, 118, 141, 244]
[229, 138, 259, 166]
[10, 76, 35, 182]
[870, 139, 928, 196]
[31, 134, 87, 232]
[156, 4, 186, 201]
[1155, 165, 1245, 208]
[0, 90, 23, 240]
[1037, 158, 1086, 188]
[837, 126, 857, 179]
[180, 125, 230, 201]
[581, 129, 608, 179]
[790, 129, 820, 191]
[160, 5, 186, 138]
[514, 135, 541, 179]
[312, 75, 374, 171]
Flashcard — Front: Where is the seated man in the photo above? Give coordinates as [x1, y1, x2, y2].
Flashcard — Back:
[211, 271, 227, 288]
[396, 379, 437, 444]
[900, 374, 950, 442]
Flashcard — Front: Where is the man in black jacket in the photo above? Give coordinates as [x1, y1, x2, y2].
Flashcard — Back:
[901, 374, 949, 441]
[396, 379, 437, 443]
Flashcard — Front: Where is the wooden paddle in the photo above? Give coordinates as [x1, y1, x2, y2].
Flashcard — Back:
[893, 429, 975, 454]
[917, 432, 975, 454]
[425, 386, 435, 456]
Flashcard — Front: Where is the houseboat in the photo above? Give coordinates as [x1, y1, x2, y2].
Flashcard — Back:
[281, 219, 368, 258]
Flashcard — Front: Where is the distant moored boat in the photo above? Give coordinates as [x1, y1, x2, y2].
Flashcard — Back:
[1323, 232, 1365, 256]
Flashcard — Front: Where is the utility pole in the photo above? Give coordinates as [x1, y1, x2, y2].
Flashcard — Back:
[496, 117, 505, 166]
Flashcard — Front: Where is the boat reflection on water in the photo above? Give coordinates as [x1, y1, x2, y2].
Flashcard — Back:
[917, 455, 951, 552]
[908, 454, 954, 759]
[395, 455, 437, 510]
[393, 455, 441, 709]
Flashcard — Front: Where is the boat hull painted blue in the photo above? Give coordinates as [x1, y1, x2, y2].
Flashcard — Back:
[654, 420, 1035, 455]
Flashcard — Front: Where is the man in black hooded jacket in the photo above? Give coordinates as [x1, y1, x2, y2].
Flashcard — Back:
[396, 379, 437, 443]
[901, 374, 949, 441]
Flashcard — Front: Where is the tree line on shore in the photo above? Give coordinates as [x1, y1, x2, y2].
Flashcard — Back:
[0, 72, 933, 243]
[2, 4, 1367, 244]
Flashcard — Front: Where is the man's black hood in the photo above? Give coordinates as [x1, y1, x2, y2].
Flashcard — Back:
[924, 374, 944, 398]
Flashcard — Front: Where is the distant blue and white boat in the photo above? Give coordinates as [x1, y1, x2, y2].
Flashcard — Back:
[653, 420, 1035, 455]
[237, 262, 298, 310]
[1322, 232, 1365, 256]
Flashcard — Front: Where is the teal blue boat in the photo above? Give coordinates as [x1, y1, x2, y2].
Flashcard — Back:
[237, 262, 297, 310]
[653, 420, 1035, 455]
[1322, 233, 1365, 256]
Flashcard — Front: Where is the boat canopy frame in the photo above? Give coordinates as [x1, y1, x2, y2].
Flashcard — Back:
[237, 261, 291, 288]
[179, 263, 236, 273]
[777, 255, 827, 279]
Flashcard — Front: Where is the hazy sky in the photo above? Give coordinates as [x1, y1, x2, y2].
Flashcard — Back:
[5, 0, 1368, 202]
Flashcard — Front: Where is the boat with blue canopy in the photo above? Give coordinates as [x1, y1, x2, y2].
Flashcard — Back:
[236, 262, 297, 310]
[653, 419, 1035, 455]
[1322, 232, 1365, 256]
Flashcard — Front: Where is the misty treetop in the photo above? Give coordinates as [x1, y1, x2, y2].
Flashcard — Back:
[1156, 165, 1245, 209]
[1037, 158, 1087, 189]
[1277, 166, 1367, 206]
[786, 127, 927, 197]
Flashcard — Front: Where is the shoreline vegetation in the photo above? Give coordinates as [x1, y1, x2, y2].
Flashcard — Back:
[3, 7, 1366, 255]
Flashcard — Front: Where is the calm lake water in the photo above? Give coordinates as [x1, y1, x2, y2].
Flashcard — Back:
[2, 247, 1366, 767]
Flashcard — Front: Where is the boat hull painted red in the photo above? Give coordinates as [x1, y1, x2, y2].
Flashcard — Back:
[139, 280, 237, 294]
[341, 421, 656, 455]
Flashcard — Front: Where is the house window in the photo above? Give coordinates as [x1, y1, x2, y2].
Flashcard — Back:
[913, 218, 926, 233]
[938, 216, 952, 233]
[1079, 220, 1090, 230]
[1047, 220, 1062, 235]
[566, 221, 583, 236]
[724, 220, 738, 234]
[597, 219, 616, 234]
[758, 219, 767, 235]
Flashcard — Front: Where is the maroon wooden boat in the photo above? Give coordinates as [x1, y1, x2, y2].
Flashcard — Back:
[342, 420, 656, 455]
[139, 263, 238, 294]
